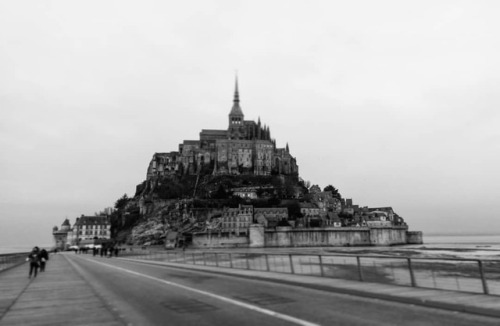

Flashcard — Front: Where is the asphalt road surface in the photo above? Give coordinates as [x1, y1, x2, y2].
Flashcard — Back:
[66, 254, 500, 326]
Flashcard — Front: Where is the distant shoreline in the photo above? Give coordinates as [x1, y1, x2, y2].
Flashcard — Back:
[0, 244, 53, 255]
[425, 233, 499, 236]
[1, 234, 499, 255]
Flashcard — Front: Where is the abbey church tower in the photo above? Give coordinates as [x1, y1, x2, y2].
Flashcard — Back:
[146, 78, 299, 178]
[228, 77, 245, 140]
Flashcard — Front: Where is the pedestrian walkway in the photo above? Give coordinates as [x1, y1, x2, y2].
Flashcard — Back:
[1, 253, 499, 326]
[0, 254, 122, 326]
[121, 256, 500, 319]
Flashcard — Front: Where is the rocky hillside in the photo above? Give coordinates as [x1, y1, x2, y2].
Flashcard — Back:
[110, 174, 309, 245]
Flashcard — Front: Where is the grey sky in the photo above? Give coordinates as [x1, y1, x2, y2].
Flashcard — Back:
[1, 0, 499, 247]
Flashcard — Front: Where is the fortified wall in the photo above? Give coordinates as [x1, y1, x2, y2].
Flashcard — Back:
[192, 225, 416, 248]
[406, 231, 423, 244]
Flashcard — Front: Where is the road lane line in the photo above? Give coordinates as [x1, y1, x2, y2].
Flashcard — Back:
[77, 256, 321, 326]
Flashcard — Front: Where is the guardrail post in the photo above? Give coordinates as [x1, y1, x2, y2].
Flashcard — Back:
[203, 252, 207, 265]
[407, 258, 416, 287]
[265, 254, 270, 272]
[215, 253, 219, 267]
[478, 260, 489, 295]
[356, 256, 364, 281]
[319, 255, 325, 277]
[229, 253, 233, 269]
[289, 254, 295, 274]
[246, 253, 250, 270]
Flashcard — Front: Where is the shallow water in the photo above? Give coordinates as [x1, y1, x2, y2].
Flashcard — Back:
[0, 244, 52, 255]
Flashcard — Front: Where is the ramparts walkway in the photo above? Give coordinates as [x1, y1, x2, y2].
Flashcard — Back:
[0, 252, 499, 325]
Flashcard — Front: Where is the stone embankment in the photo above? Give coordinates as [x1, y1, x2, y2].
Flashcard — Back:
[193, 225, 423, 249]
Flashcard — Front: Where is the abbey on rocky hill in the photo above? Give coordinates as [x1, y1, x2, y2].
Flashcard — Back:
[146, 78, 298, 179]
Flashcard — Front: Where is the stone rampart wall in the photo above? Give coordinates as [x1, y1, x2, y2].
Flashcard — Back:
[369, 226, 408, 246]
[192, 232, 248, 248]
[406, 231, 424, 244]
[264, 227, 372, 247]
[192, 226, 413, 248]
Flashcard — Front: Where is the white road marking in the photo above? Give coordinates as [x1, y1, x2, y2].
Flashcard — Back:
[78, 256, 321, 326]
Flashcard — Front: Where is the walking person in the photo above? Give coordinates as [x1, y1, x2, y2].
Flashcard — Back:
[39, 248, 49, 272]
[27, 247, 41, 278]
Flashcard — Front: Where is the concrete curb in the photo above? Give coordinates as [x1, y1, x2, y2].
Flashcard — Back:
[120, 257, 500, 319]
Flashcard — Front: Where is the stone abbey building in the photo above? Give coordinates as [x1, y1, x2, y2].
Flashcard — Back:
[147, 79, 298, 179]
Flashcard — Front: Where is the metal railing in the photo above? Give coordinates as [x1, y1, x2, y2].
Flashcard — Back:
[0, 253, 29, 272]
[120, 250, 500, 296]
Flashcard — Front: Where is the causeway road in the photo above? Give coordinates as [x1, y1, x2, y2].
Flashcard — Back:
[1, 252, 499, 325]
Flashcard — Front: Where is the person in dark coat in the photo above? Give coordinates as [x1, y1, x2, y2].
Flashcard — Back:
[39, 248, 49, 272]
[27, 247, 40, 278]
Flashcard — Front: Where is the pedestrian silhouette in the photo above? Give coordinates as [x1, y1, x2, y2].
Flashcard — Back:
[27, 247, 41, 278]
[39, 248, 49, 272]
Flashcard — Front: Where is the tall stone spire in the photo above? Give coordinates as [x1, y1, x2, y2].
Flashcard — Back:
[229, 75, 244, 126]
[234, 75, 240, 103]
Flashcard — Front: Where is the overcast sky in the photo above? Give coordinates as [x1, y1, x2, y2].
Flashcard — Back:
[1, 0, 499, 247]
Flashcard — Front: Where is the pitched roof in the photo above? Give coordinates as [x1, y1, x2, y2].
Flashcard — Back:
[230, 103, 244, 116]
[75, 216, 109, 226]
[368, 210, 388, 215]
[200, 129, 227, 135]
[254, 207, 288, 213]
[369, 207, 393, 212]
[299, 202, 318, 209]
